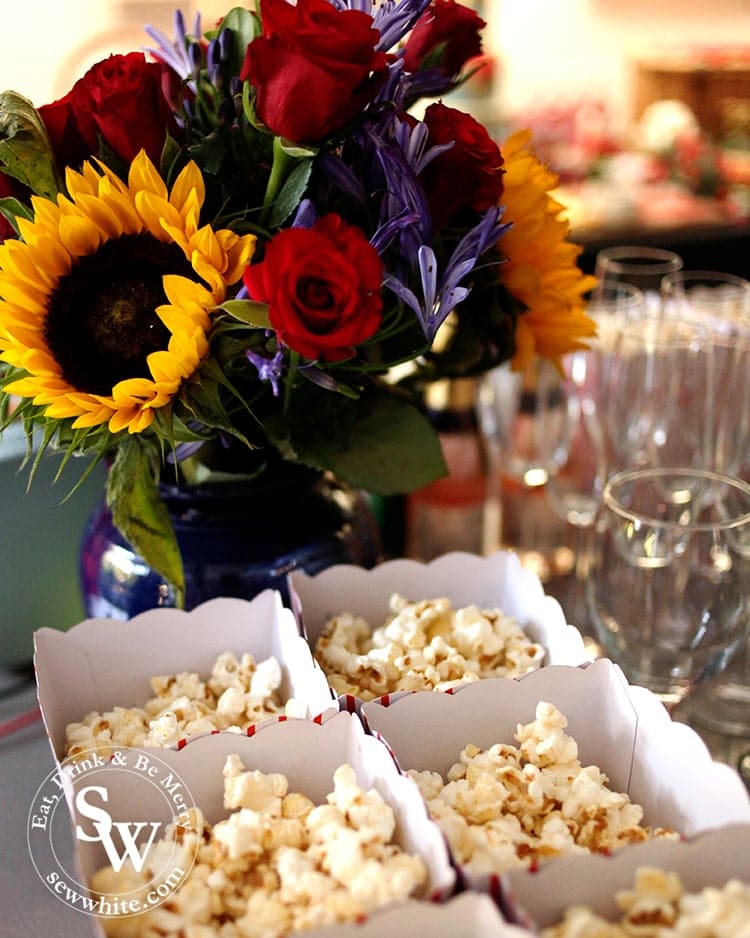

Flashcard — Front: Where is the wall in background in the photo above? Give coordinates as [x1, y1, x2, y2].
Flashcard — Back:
[0, 0, 748, 130]
[490, 0, 750, 134]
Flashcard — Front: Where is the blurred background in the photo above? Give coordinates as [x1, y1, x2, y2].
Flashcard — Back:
[2, 0, 750, 267]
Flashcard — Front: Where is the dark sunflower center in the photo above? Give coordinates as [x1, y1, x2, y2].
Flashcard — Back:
[44, 234, 195, 396]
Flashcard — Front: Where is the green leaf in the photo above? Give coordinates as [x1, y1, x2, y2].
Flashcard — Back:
[0, 196, 33, 234]
[217, 8, 260, 77]
[180, 360, 257, 444]
[107, 439, 185, 608]
[0, 91, 61, 198]
[327, 396, 447, 494]
[274, 389, 447, 496]
[278, 140, 317, 159]
[187, 129, 228, 175]
[268, 158, 313, 228]
[217, 299, 271, 328]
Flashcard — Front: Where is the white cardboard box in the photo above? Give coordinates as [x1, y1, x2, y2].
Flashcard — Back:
[64, 712, 457, 936]
[361, 658, 750, 896]
[502, 822, 750, 929]
[34, 591, 336, 765]
[306, 892, 530, 937]
[289, 550, 588, 704]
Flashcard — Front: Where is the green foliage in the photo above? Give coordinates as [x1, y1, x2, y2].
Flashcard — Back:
[213, 8, 260, 77]
[0, 196, 33, 235]
[217, 300, 272, 329]
[266, 384, 448, 496]
[0, 91, 62, 198]
[107, 438, 185, 608]
[267, 158, 313, 227]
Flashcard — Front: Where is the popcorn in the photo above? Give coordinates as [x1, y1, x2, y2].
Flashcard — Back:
[314, 593, 545, 701]
[541, 867, 750, 937]
[91, 755, 427, 937]
[64, 652, 294, 760]
[408, 702, 677, 876]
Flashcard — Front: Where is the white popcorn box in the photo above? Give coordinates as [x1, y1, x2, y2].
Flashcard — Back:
[66, 711, 457, 937]
[501, 822, 750, 930]
[288, 549, 588, 708]
[34, 591, 337, 766]
[360, 658, 750, 901]
[305, 892, 530, 938]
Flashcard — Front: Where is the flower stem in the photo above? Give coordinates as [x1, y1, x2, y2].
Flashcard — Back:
[259, 136, 294, 228]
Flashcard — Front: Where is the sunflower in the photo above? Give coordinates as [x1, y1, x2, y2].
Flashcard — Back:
[0, 150, 256, 435]
[498, 130, 597, 371]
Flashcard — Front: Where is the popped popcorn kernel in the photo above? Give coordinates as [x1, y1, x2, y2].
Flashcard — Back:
[65, 651, 299, 760]
[541, 867, 750, 937]
[314, 593, 544, 701]
[93, 755, 428, 937]
[408, 702, 677, 877]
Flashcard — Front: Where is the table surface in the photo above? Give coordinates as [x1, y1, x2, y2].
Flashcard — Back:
[0, 680, 87, 935]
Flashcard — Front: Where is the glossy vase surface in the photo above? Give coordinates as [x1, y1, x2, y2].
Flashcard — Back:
[79, 466, 382, 619]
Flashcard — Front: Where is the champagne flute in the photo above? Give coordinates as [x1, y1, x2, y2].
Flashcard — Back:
[660, 269, 750, 334]
[594, 245, 683, 312]
[548, 281, 647, 524]
[586, 466, 750, 711]
[545, 283, 646, 637]
[659, 271, 750, 481]
[477, 359, 570, 584]
[604, 314, 714, 477]
[661, 280, 750, 740]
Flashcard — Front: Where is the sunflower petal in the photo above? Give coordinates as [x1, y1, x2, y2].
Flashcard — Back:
[0, 150, 241, 438]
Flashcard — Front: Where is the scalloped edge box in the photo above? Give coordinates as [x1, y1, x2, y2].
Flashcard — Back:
[501, 822, 750, 930]
[288, 550, 588, 703]
[34, 591, 337, 765]
[68, 712, 457, 937]
[305, 892, 531, 938]
[361, 658, 750, 897]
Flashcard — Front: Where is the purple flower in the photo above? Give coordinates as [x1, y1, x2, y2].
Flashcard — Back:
[246, 344, 285, 397]
[368, 123, 433, 261]
[297, 363, 342, 392]
[385, 206, 510, 342]
[327, 0, 432, 50]
[145, 10, 202, 89]
[291, 199, 320, 229]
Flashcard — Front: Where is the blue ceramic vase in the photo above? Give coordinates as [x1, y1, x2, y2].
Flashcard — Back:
[79, 465, 382, 619]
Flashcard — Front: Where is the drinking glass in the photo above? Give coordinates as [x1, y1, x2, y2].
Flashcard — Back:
[660, 269, 750, 334]
[477, 359, 570, 583]
[547, 281, 647, 526]
[544, 283, 647, 636]
[586, 467, 750, 709]
[689, 332, 750, 740]
[668, 300, 750, 738]
[604, 314, 714, 476]
[594, 245, 683, 312]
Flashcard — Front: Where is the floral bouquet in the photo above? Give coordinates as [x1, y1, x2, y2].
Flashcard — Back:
[0, 0, 595, 604]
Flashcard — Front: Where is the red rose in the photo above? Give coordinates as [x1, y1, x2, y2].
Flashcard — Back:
[39, 53, 176, 168]
[421, 102, 504, 229]
[240, 0, 389, 144]
[403, 0, 485, 78]
[243, 214, 383, 362]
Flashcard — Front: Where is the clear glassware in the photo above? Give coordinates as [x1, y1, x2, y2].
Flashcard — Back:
[593, 245, 683, 312]
[660, 269, 750, 333]
[650, 277, 750, 738]
[586, 467, 750, 710]
[544, 283, 647, 637]
[604, 314, 714, 477]
[477, 359, 570, 584]
[548, 281, 647, 525]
